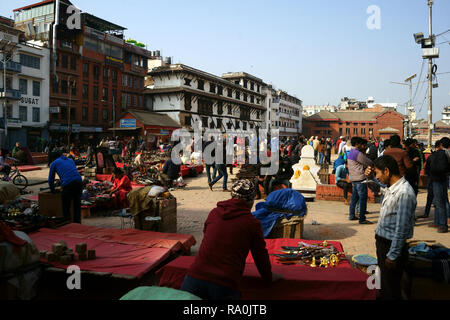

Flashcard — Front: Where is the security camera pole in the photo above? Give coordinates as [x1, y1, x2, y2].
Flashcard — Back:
[426, 0, 433, 150]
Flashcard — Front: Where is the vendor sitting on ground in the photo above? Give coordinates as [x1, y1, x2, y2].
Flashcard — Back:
[106, 168, 132, 209]
[69, 143, 81, 158]
[161, 152, 181, 188]
[133, 153, 145, 173]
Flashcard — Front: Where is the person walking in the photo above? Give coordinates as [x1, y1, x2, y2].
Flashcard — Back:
[203, 137, 217, 184]
[404, 138, 421, 195]
[317, 138, 326, 165]
[209, 139, 229, 192]
[312, 136, 320, 163]
[347, 137, 373, 224]
[365, 155, 416, 300]
[335, 161, 352, 205]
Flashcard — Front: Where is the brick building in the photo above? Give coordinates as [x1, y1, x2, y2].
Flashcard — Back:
[13, 1, 150, 145]
[302, 109, 405, 140]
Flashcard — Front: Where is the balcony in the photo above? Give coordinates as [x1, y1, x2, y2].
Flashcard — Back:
[0, 61, 22, 73]
[0, 88, 21, 100]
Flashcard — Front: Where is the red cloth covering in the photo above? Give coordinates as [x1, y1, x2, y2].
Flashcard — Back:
[29, 224, 196, 278]
[111, 175, 132, 208]
[17, 165, 42, 172]
[157, 239, 376, 300]
[0, 222, 27, 250]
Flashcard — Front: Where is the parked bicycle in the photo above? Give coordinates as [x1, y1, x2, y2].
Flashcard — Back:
[1, 161, 29, 190]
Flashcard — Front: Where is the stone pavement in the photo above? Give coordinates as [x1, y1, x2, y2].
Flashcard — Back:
[23, 164, 450, 257]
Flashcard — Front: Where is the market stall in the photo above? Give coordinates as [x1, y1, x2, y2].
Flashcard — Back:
[27, 223, 196, 300]
[156, 239, 376, 300]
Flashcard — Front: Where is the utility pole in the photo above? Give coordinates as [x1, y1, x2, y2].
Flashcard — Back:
[390, 73, 416, 138]
[426, 0, 433, 150]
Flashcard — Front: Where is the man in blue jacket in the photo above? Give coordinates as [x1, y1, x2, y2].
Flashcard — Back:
[48, 152, 83, 223]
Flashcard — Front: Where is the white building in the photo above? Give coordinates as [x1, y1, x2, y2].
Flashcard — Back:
[145, 65, 267, 133]
[366, 97, 398, 111]
[302, 104, 336, 117]
[442, 106, 450, 125]
[270, 90, 302, 137]
[0, 19, 50, 150]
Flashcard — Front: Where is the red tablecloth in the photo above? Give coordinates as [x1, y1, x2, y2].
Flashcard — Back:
[29, 224, 196, 278]
[157, 239, 376, 300]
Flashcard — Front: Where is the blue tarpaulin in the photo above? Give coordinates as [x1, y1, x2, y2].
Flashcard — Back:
[252, 189, 307, 238]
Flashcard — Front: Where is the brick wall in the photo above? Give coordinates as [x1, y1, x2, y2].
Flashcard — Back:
[316, 184, 377, 203]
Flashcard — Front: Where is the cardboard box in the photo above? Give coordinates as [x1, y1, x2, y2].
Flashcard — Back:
[134, 197, 177, 233]
[38, 191, 74, 220]
[269, 216, 305, 239]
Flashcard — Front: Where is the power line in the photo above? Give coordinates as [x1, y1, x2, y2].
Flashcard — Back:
[412, 60, 425, 105]
[436, 28, 450, 37]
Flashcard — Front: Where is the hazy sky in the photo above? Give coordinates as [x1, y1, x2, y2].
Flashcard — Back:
[3, 0, 450, 121]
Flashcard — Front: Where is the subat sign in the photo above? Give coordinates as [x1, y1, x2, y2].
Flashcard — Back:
[20, 97, 39, 105]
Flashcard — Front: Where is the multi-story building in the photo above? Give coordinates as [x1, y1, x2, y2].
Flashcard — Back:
[269, 90, 302, 138]
[442, 106, 450, 125]
[302, 104, 336, 117]
[0, 16, 50, 149]
[13, 0, 151, 145]
[144, 65, 267, 133]
[303, 110, 405, 140]
[339, 97, 367, 110]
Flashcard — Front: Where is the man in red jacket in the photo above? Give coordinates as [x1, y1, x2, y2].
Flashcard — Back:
[181, 179, 282, 300]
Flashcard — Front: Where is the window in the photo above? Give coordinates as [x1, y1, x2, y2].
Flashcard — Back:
[20, 54, 40, 69]
[235, 120, 240, 129]
[32, 107, 40, 122]
[133, 95, 137, 107]
[70, 108, 76, 121]
[353, 128, 358, 135]
[70, 56, 76, 70]
[5, 77, 12, 90]
[256, 111, 260, 119]
[61, 80, 68, 94]
[197, 80, 204, 90]
[227, 122, 232, 130]
[103, 68, 109, 82]
[209, 119, 214, 129]
[82, 85, 89, 99]
[93, 86, 99, 101]
[184, 78, 191, 86]
[369, 123, 373, 126]
[243, 122, 247, 130]
[217, 101, 223, 115]
[61, 55, 68, 68]
[250, 82, 254, 91]
[250, 96, 254, 103]
[19, 106, 27, 121]
[240, 106, 250, 121]
[52, 79, 59, 93]
[6, 105, 12, 118]
[112, 70, 117, 83]
[234, 80, 239, 85]
[346, 122, 350, 126]
[32, 81, 40, 96]
[102, 88, 108, 101]
[228, 105, 232, 115]
[257, 85, 260, 93]
[202, 117, 208, 128]
[112, 89, 117, 104]
[198, 99, 212, 115]
[339, 128, 343, 136]
[102, 109, 108, 122]
[243, 94, 247, 102]
[216, 118, 222, 129]
[184, 116, 192, 126]
[71, 82, 76, 96]
[236, 91, 240, 100]
[184, 93, 192, 111]
[346, 128, 350, 135]
[61, 107, 67, 120]
[19, 79, 27, 95]
[82, 107, 88, 121]
[361, 128, 366, 135]
[353, 123, 358, 126]
[93, 65, 100, 81]
[227, 89, 232, 98]
[217, 86, 223, 95]
[243, 80, 247, 88]
[83, 63, 89, 77]
[93, 108, 98, 122]
[209, 83, 216, 94]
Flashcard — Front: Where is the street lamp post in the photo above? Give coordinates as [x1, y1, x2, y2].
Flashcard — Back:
[1, 42, 17, 149]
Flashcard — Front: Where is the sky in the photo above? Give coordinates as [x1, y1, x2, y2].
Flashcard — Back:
[3, 0, 450, 121]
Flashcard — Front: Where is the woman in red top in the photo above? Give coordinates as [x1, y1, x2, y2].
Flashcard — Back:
[107, 168, 132, 208]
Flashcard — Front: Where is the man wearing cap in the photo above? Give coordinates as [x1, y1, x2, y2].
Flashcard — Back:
[181, 179, 282, 300]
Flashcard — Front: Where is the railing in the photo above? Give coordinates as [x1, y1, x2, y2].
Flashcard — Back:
[0, 88, 21, 100]
[0, 61, 22, 73]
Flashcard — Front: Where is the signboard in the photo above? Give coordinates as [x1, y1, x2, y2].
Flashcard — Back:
[49, 107, 60, 114]
[120, 119, 137, 128]
[72, 124, 80, 133]
[20, 97, 40, 106]
[160, 129, 170, 135]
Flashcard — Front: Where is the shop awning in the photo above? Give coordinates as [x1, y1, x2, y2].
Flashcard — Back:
[108, 127, 141, 131]
[127, 109, 181, 128]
